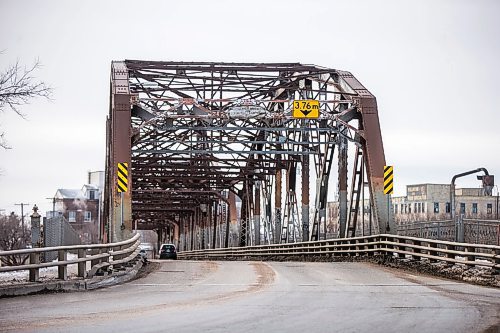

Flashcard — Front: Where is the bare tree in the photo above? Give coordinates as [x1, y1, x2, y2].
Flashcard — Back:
[0, 212, 31, 265]
[0, 57, 52, 149]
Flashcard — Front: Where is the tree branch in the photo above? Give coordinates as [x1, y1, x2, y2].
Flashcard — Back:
[0, 57, 52, 149]
[0, 59, 52, 117]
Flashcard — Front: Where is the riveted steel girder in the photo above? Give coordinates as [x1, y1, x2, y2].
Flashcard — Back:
[105, 60, 394, 246]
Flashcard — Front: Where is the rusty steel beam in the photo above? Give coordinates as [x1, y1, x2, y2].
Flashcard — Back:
[107, 62, 132, 242]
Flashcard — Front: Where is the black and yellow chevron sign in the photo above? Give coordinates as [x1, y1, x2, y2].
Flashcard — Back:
[117, 162, 128, 193]
[384, 165, 394, 195]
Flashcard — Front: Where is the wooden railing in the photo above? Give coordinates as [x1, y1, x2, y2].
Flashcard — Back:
[178, 234, 500, 271]
[0, 233, 141, 282]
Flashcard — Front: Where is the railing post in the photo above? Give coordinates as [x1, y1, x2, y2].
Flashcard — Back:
[465, 246, 475, 265]
[91, 248, 100, 267]
[29, 253, 39, 282]
[428, 242, 438, 263]
[78, 249, 86, 278]
[446, 244, 455, 264]
[493, 248, 499, 274]
[412, 240, 421, 261]
[58, 250, 67, 280]
[102, 248, 109, 269]
[396, 238, 405, 259]
[373, 236, 380, 255]
[364, 237, 372, 256]
[384, 236, 393, 257]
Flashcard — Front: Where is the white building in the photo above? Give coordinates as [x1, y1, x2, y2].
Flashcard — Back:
[393, 184, 499, 224]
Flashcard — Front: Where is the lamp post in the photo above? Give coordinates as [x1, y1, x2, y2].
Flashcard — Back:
[495, 185, 499, 220]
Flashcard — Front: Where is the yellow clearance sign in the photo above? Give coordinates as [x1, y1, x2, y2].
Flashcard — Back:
[384, 165, 394, 195]
[117, 162, 129, 193]
[292, 100, 320, 118]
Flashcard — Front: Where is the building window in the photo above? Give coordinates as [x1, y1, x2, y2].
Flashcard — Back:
[445, 202, 451, 213]
[422, 203, 425, 213]
[69, 211, 76, 222]
[460, 203, 465, 214]
[414, 203, 418, 213]
[394, 204, 398, 214]
[89, 190, 96, 200]
[434, 202, 439, 214]
[84, 211, 92, 222]
[408, 204, 411, 214]
[472, 203, 478, 214]
[487, 203, 492, 215]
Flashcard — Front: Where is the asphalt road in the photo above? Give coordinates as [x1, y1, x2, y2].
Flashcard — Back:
[0, 260, 499, 333]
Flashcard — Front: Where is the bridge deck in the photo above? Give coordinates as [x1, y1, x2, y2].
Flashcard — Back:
[1, 260, 499, 332]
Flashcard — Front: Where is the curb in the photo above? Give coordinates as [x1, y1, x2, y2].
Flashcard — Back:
[0, 259, 144, 298]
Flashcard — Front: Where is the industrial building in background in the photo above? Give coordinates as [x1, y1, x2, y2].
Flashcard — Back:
[393, 184, 499, 223]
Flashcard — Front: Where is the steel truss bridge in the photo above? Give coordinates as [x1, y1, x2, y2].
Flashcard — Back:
[104, 60, 395, 248]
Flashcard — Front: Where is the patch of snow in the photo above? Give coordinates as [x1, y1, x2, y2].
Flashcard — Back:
[0, 253, 90, 285]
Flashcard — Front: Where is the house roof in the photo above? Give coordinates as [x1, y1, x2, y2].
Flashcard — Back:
[55, 189, 84, 199]
[55, 185, 100, 200]
[82, 184, 99, 191]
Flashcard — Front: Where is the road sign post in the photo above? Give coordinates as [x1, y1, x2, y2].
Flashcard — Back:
[117, 162, 129, 230]
[384, 166, 394, 232]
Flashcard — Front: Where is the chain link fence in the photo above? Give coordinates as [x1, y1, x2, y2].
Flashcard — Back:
[43, 216, 81, 261]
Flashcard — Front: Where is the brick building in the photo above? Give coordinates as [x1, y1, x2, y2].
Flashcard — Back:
[49, 171, 104, 244]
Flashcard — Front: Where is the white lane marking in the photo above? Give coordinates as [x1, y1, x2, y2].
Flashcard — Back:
[131, 283, 261, 286]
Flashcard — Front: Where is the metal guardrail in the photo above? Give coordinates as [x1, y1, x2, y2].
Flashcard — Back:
[0, 233, 141, 282]
[178, 234, 500, 271]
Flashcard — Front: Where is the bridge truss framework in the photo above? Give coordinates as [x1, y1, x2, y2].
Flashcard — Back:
[104, 60, 394, 248]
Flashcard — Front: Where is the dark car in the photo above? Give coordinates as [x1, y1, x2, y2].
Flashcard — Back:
[159, 243, 177, 260]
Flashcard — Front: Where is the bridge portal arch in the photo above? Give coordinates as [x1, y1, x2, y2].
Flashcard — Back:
[104, 61, 394, 245]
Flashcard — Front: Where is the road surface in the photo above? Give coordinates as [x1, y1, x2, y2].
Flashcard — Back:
[0, 260, 499, 332]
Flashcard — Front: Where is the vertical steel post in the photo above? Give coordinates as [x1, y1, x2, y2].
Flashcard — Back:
[338, 128, 348, 238]
[239, 187, 248, 247]
[191, 212, 195, 251]
[212, 201, 218, 249]
[227, 191, 237, 248]
[254, 183, 261, 246]
[302, 123, 310, 242]
[275, 169, 282, 244]
[338, 70, 395, 234]
[109, 61, 132, 242]
[120, 192, 124, 230]
[361, 162, 365, 236]
[450, 183, 456, 222]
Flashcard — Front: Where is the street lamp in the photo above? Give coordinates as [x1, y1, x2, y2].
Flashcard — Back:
[495, 185, 499, 220]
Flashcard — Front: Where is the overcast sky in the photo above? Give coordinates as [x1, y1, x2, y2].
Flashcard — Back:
[1, 0, 499, 217]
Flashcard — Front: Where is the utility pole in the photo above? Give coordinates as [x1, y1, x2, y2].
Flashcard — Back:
[14, 203, 30, 237]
